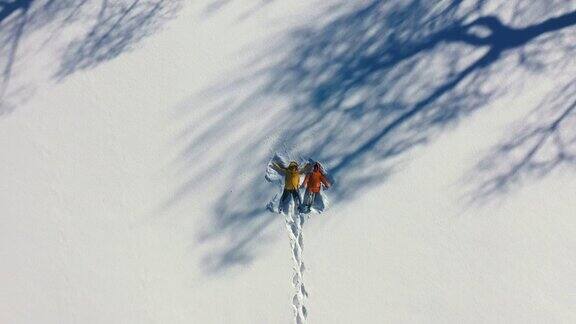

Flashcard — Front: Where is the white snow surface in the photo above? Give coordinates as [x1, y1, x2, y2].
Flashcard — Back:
[2, 0, 576, 323]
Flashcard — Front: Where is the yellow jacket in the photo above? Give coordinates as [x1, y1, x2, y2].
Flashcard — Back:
[284, 169, 301, 190]
[272, 163, 301, 190]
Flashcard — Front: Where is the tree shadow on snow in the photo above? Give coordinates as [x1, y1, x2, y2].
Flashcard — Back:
[172, 0, 576, 272]
[472, 80, 576, 200]
[0, 0, 182, 114]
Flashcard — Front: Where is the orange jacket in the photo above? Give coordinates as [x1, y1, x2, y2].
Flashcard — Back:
[302, 171, 330, 193]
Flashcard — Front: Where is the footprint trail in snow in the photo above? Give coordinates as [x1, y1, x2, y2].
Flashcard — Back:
[285, 208, 308, 324]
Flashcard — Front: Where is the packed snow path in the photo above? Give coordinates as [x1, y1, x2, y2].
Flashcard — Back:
[285, 208, 308, 324]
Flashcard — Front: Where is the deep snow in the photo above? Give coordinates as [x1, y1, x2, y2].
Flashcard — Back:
[2, 0, 576, 323]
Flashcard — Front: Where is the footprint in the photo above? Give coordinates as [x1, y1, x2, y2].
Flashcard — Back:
[292, 295, 300, 308]
[292, 273, 300, 286]
[300, 284, 308, 298]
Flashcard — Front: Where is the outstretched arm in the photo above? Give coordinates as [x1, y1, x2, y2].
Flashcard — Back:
[320, 174, 331, 188]
[301, 162, 313, 175]
[270, 162, 286, 173]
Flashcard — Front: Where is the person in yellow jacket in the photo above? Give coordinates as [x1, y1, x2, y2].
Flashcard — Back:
[271, 161, 303, 214]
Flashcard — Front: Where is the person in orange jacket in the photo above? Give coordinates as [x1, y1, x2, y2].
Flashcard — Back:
[301, 162, 330, 213]
[271, 161, 303, 214]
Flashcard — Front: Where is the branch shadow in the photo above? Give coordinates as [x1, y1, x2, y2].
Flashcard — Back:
[472, 80, 576, 200]
[201, 0, 275, 21]
[0, 0, 182, 114]
[172, 0, 576, 272]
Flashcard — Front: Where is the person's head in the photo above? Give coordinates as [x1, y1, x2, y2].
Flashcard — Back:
[288, 161, 298, 170]
[313, 162, 320, 172]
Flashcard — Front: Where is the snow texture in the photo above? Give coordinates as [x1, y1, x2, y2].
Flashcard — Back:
[2, 0, 576, 323]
